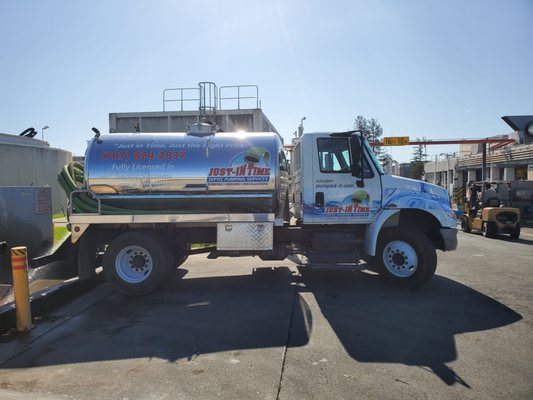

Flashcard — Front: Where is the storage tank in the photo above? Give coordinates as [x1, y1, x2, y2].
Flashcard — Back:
[0, 186, 53, 255]
[84, 131, 288, 213]
[0, 132, 72, 213]
[0, 186, 53, 282]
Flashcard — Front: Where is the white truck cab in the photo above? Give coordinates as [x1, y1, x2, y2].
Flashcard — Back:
[291, 131, 457, 280]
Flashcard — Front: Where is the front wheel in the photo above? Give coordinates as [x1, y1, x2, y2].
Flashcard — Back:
[510, 223, 520, 240]
[376, 228, 437, 288]
[482, 222, 497, 238]
[103, 231, 172, 296]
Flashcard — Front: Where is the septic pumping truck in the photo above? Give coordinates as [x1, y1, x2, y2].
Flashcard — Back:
[59, 124, 458, 295]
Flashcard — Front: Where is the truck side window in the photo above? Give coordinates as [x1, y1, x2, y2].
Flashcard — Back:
[279, 150, 288, 172]
[317, 138, 351, 173]
[317, 138, 374, 177]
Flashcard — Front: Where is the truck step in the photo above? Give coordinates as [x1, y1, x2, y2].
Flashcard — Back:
[310, 232, 362, 251]
[298, 263, 365, 272]
[303, 249, 360, 264]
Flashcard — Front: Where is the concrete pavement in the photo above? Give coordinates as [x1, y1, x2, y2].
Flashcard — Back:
[0, 231, 532, 399]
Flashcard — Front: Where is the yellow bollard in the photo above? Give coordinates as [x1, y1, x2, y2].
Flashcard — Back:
[11, 246, 33, 332]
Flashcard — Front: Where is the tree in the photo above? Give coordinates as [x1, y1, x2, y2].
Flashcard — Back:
[353, 115, 384, 160]
[409, 139, 426, 180]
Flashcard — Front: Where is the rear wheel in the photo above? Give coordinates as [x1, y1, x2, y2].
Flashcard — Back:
[173, 242, 190, 268]
[103, 231, 172, 296]
[510, 223, 520, 240]
[376, 228, 437, 288]
[482, 221, 497, 238]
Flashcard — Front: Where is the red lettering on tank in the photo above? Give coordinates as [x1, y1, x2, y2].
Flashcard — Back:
[100, 151, 131, 161]
[246, 165, 271, 176]
[236, 165, 246, 176]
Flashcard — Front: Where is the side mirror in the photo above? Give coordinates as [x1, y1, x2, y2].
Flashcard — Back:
[350, 135, 361, 177]
[330, 130, 365, 187]
[350, 136, 364, 187]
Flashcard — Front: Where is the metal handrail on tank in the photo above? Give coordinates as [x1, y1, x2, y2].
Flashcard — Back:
[162, 83, 261, 111]
[70, 189, 103, 215]
[219, 85, 260, 110]
[162, 87, 200, 111]
[199, 82, 218, 121]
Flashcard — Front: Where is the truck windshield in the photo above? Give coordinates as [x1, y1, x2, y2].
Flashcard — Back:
[363, 139, 385, 175]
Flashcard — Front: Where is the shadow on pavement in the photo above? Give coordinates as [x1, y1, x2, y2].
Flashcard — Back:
[501, 236, 533, 245]
[0, 266, 311, 367]
[0, 265, 522, 390]
[294, 269, 523, 387]
[461, 230, 533, 244]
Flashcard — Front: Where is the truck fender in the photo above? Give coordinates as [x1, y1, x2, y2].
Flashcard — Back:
[364, 209, 400, 256]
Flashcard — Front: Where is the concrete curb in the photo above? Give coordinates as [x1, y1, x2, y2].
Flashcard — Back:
[0, 273, 103, 334]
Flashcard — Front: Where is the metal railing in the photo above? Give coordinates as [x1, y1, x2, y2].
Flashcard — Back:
[163, 87, 200, 111]
[456, 143, 533, 168]
[219, 85, 259, 110]
[163, 84, 261, 112]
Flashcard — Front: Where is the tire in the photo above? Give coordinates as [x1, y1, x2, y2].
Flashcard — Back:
[376, 228, 437, 288]
[103, 231, 172, 296]
[461, 216, 471, 233]
[510, 223, 520, 240]
[173, 242, 190, 269]
[174, 254, 189, 268]
[482, 222, 497, 238]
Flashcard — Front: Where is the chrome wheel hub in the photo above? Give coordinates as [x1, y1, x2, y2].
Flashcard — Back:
[115, 245, 153, 283]
[382, 240, 418, 278]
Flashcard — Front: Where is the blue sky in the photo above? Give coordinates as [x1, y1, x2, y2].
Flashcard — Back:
[1, 0, 532, 162]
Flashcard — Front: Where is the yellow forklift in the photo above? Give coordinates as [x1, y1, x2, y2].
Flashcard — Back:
[461, 181, 520, 239]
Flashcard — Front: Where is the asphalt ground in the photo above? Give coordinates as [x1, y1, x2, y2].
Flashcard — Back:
[0, 228, 532, 400]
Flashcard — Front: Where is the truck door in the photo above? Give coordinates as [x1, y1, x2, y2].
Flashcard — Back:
[311, 136, 382, 224]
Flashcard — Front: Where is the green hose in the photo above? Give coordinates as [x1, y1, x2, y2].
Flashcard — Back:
[58, 162, 272, 215]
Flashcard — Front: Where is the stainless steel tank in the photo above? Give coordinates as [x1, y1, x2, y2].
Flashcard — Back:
[84, 132, 288, 213]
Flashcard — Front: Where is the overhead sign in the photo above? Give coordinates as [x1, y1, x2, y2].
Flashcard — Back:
[383, 136, 409, 146]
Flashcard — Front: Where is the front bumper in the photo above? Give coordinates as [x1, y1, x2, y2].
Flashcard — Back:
[440, 227, 458, 251]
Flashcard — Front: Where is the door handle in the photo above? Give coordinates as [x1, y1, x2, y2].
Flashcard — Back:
[315, 192, 324, 208]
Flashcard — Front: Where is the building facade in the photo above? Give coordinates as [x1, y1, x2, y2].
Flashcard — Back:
[0, 132, 72, 213]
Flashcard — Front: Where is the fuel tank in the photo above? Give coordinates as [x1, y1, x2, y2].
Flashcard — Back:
[84, 132, 288, 213]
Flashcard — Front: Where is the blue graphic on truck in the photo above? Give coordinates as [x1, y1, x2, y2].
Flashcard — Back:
[304, 190, 376, 218]
[382, 181, 450, 210]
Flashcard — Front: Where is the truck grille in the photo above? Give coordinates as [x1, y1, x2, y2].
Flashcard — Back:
[496, 212, 518, 225]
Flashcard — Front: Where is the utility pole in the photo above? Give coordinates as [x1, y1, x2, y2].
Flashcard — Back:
[481, 143, 487, 181]
[434, 154, 438, 184]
